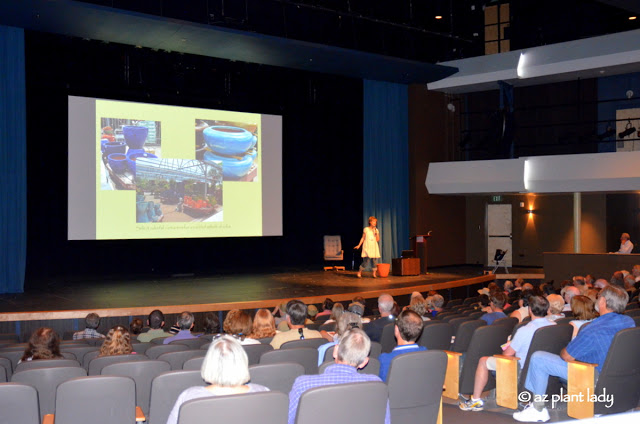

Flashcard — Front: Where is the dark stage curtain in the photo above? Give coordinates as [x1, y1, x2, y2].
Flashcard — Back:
[363, 80, 409, 263]
[0, 26, 27, 293]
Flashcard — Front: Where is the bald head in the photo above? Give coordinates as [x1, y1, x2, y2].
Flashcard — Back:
[378, 294, 394, 316]
[563, 286, 580, 304]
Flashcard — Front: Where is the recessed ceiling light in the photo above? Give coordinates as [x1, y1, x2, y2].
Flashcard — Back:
[435, 15, 443, 20]
[630, 16, 637, 20]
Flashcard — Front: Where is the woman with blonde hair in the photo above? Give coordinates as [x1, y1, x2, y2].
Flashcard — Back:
[248, 308, 277, 339]
[99, 325, 133, 357]
[166, 336, 269, 424]
[20, 327, 63, 363]
[223, 309, 260, 345]
[354, 216, 381, 278]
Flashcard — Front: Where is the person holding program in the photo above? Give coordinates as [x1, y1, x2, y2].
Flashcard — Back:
[354, 216, 381, 278]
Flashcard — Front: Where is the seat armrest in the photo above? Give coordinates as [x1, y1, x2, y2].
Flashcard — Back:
[136, 406, 146, 422]
[494, 354, 520, 409]
[443, 350, 462, 399]
[567, 360, 597, 419]
[42, 414, 55, 424]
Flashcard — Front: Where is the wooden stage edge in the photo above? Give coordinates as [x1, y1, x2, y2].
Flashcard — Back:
[0, 274, 495, 322]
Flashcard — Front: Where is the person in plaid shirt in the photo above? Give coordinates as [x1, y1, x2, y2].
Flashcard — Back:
[73, 313, 105, 340]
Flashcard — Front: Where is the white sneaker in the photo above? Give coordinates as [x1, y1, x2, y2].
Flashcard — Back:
[513, 404, 550, 422]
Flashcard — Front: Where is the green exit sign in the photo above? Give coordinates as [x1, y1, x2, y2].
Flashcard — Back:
[491, 195, 502, 202]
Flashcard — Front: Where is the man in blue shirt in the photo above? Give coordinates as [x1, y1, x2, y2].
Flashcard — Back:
[514, 285, 635, 422]
[288, 328, 390, 424]
[460, 295, 554, 412]
[480, 291, 507, 325]
[378, 309, 426, 382]
[163, 311, 198, 344]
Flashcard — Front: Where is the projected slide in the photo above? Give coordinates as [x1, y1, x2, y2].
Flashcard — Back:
[68, 96, 282, 240]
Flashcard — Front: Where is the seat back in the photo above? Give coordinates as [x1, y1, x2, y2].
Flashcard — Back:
[369, 341, 382, 358]
[448, 317, 472, 334]
[468, 311, 484, 320]
[380, 322, 396, 353]
[417, 322, 453, 350]
[554, 317, 574, 325]
[60, 346, 100, 364]
[387, 350, 447, 424]
[55, 375, 136, 424]
[14, 358, 80, 373]
[243, 343, 274, 365]
[0, 383, 40, 424]
[12, 366, 87, 421]
[518, 324, 573, 393]
[493, 317, 518, 332]
[0, 349, 25, 370]
[295, 381, 387, 424]
[183, 356, 204, 371]
[259, 347, 318, 374]
[249, 362, 305, 393]
[146, 344, 189, 359]
[0, 356, 12, 380]
[102, 360, 170, 416]
[0, 333, 20, 343]
[594, 327, 640, 414]
[170, 338, 208, 350]
[458, 324, 511, 395]
[148, 370, 206, 424]
[280, 338, 327, 350]
[319, 357, 381, 376]
[451, 320, 485, 353]
[132, 342, 153, 354]
[178, 391, 289, 424]
[0, 364, 5, 382]
[323, 235, 343, 261]
[446, 299, 463, 308]
[157, 350, 205, 370]
[88, 353, 149, 375]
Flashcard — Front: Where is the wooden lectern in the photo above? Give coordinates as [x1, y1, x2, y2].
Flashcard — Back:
[411, 234, 431, 274]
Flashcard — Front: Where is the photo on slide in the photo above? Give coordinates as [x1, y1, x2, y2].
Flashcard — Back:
[134, 158, 223, 223]
[99, 118, 162, 191]
[196, 119, 258, 182]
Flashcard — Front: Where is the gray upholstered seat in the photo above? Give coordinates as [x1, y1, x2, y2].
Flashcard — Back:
[145, 344, 189, 359]
[87, 353, 149, 375]
[0, 383, 40, 424]
[157, 350, 205, 370]
[243, 343, 274, 365]
[417, 322, 453, 350]
[458, 324, 511, 395]
[14, 358, 80, 373]
[259, 347, 318, 374]
[280, 338, 327, 350]
[148, 370, 206, 424]
[249, 362, 305, 393]
[178, 391, 288, 424]
[450, 319, 485, 353]
[182, 356, 204, 371]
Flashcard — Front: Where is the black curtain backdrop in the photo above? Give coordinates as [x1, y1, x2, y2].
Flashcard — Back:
[24, 32, 363, 288]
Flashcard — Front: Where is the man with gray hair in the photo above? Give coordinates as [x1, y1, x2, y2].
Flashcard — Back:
[287, 328, 390, 424]
[163, 311, 198, 344]
[613, 232, 634, 254]
[514, 285, 634, 422]
[73, 313, 105, 340]
[561, 286, 580, 312]
[364, 293, 395, 342]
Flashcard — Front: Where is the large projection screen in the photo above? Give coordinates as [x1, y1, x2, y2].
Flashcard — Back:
[68, 96, 282, 240]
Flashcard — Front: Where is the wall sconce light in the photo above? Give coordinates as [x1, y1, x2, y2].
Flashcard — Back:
[526, 209, 534, 215]
[618, 119, 636, 139]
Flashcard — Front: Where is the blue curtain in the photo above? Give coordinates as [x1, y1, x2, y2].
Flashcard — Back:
[0, 26, 27, 293]
[363, 80, 409, 263]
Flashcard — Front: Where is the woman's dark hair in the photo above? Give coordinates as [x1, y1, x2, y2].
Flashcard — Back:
[322, 298, 335, 311]
[21, 327, 62, 361]
[129, 318, 143, 335]
[518, 289, 535, 307]
[203, 312, 220, 334]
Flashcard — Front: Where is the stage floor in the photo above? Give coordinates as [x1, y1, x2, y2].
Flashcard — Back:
[0, 266, 495, 312]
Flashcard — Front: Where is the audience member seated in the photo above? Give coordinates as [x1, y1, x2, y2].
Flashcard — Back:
[273, 302, 288, 328]
[633, 265, 640, 283]
[99, 325, 134, 357]
[514, 285, 634, 422]
[164, 311, 198, 344]
[378, 309, 425, 382]
[19, 327, 62, 363]
[137, 309, 172, 342]
[166, 335, 269, 424]
[317, 311, 362, 365]
[572, 275, 587, 295]
[270, 300, 323, 349]
[316, 298, 334, 318]
[428, 294, 445, 317]
[480, 292, 507, 325]
[510, 289, 534, 323]
[545, 294, 565, 321]
[568, 295, 598, 339]
[459, 296, 555, 412]
[504, 280, 514, 294]
[539, 282, 556, 298]
[129, 318, 143, 337]
[610, 271, 625, 288]
[408, 294, 430, 321]
[594, 278, 609, 290]
[248, 308, 277, 340]
[624, 274, 637, 297]
[223, 309, 260, 345]
[73, 313, 105, 340]
[514, 278, 524, 291]
[561, 286, 580, 312]
[288, 328, 390, 424]
[306, 305, 319, 322]
[364, 294, 395, 343]
[202, 312, 220, 335]
[347, 302, 370, 323]
[323, 302, 344, 325]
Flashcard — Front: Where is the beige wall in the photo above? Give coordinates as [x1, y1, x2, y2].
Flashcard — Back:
[466, 194, 607, 267]
[409, 85, 466, 267]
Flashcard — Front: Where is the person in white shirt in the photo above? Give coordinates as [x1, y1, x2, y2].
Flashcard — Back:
[613, 232, 634, 254]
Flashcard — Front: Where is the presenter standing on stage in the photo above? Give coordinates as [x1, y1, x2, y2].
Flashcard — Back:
[355, 216, 381, 278]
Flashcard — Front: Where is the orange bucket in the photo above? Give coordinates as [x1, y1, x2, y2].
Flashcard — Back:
[376, 263, 391, 278]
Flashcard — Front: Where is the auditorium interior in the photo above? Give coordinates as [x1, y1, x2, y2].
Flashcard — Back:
[1, 1, 640, 423]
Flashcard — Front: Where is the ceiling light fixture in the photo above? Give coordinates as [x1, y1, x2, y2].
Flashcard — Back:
[435, 15, 443, 20]
[629, 16, 637, 20]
